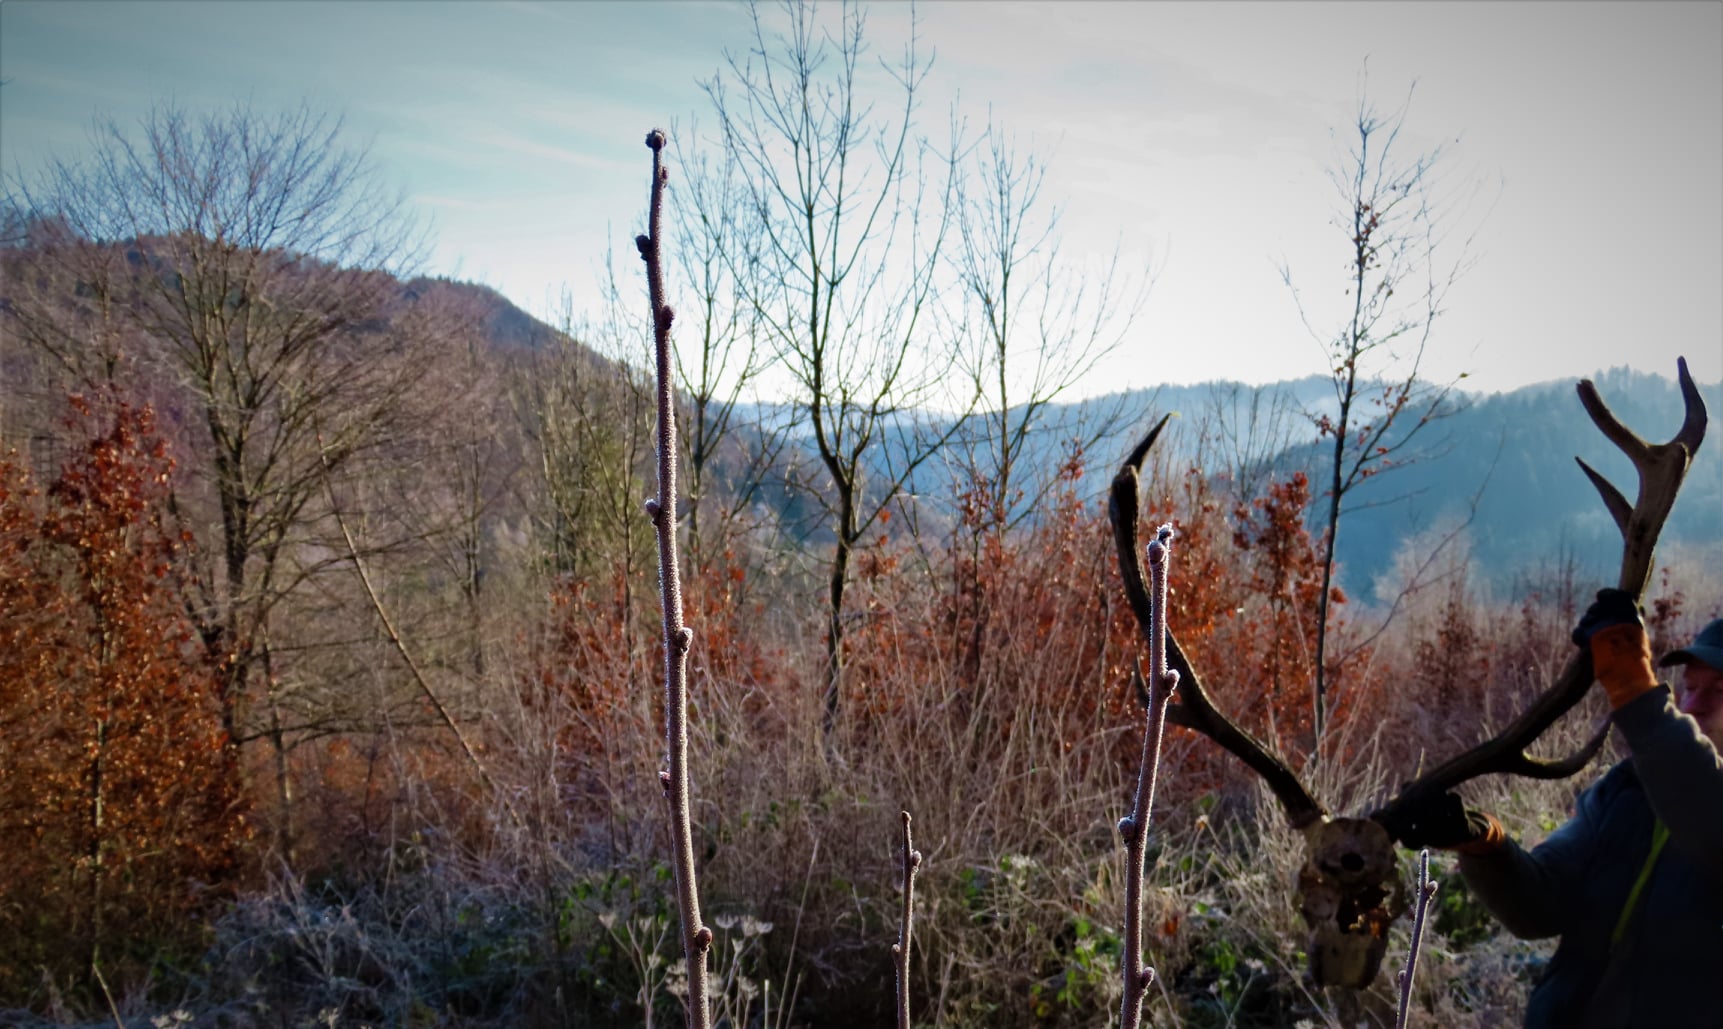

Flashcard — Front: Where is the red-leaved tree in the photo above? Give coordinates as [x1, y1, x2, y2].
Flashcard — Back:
[0, 395, 245, 1003]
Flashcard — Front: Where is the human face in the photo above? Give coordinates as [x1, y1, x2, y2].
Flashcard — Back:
[1675, 660, 1723, 749]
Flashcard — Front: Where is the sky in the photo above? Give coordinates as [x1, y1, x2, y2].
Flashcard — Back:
[2, 0, 1719, 399]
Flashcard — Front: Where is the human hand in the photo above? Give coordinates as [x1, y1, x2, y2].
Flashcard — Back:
[1377, 791, 1503, 854]
[1573, 589, 1657, 709]
[1571, 588, 1644, 647]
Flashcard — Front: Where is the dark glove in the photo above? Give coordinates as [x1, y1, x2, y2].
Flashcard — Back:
[1573, 588, 1657, 709]
[1571, 588, 1643, 646]
[1378, 791, 1505, 855]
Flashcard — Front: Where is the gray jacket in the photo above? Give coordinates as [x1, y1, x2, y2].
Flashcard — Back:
[1459, 685, 1723, 1028]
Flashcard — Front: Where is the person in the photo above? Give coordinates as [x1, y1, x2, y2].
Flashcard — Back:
[1388, 590, 1723, 1028]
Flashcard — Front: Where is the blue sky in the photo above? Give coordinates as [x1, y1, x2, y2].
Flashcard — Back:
[2, 1, 1719, 398]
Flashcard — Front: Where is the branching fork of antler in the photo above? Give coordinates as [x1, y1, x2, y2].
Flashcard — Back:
[1371, 358, 1706, 825]
[1106, 359, 1706, 989]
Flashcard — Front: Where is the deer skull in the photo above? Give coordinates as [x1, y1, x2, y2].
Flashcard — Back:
[1296, 817, 1405, 988]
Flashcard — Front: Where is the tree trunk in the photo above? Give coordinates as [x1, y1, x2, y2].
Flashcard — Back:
[822, 532, 852, 736]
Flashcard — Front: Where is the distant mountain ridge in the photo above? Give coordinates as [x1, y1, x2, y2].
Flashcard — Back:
[1032, 368, 1722, 602]
[750, 366, 1720, 604]
[1311, 367, 1722, 600]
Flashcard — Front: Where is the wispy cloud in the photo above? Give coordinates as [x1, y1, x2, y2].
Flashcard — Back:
[468, 129, 624, 173]
[411, 193, 501, 213]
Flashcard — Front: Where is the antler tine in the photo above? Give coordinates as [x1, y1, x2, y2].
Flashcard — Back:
[1369, 687, 1611, 818]
[1527, 721, 1612, 779]
[1575, 357, 1707, 459]
[1575, 356, 1709, 597]
[1111, 418, 1327, 831]
[1375, 359, 1707, 823]
[1674, 356, 1707, 451]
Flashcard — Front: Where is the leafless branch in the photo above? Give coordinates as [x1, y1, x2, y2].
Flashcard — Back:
[892, 810, 922, 1029]
[640, 127, 713, 1029]
[1393, 849, 1439, 1029]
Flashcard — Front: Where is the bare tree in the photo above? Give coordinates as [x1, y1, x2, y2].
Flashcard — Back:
[0, 212, 140, 394]
[704, 1, 971, 733]
[7, 101, 426, 857]
[518, 278, 658, 587]
[666, 131, 786, 578]
[1280, 85, 1483, 749]
[950, 121, 1145, 531]
[365, 279, 527, 681]
[1191, 381, 1308, 508]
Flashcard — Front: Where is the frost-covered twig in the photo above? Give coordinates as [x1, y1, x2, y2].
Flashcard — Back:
[1119, 523, 1178, 1028]
[1394, 849, 1439, 1029]
[892, 810, 922, 1029]
[639, 126, 712, 1029]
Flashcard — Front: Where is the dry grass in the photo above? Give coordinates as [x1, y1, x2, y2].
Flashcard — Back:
[7, 498, 1711, 1028]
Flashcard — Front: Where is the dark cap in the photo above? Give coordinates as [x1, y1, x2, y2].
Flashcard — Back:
[1658, 617, 1723, 671]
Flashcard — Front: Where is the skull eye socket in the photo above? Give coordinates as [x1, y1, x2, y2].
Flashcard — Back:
[1341, 853, 1365, 873]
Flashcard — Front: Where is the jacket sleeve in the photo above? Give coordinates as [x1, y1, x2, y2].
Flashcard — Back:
[1456, 783, 1604, 940]
[1614, 684, 1723, 871]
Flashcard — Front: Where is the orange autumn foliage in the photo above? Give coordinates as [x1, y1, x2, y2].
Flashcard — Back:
[843, 451, 1132, 763]
[1150, 469, 1370, 796]
[840, 451, 1371, 809]
[0, 395, 246, 1000]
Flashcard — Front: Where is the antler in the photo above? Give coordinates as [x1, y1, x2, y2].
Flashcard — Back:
[1110, 415, 1328, 830]
[1372, 358, 1708, 820]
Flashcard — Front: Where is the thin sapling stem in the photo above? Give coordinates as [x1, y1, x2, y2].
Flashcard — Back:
[1120, 523, 1179, 1029]
[639, 126, 712, 1029]
[1394, 849, 1440, 1029]
[893, 810, 923, 1029]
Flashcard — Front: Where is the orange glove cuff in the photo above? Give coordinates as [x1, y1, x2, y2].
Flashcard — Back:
[1452, 814, 1506, 856]
[1590, 623, 1658, 709]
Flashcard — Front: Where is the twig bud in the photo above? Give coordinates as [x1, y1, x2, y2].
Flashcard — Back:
[693, 925, 713, 951]
[658, 768, 672, 797]
[645, 498, 662, 517]
[1146, 524, 1176, 565]
[636, 234, 652, 259]
[677, 627, 694, 651]
[657, 304, 676, 332]
[1117, 816, 1136, 844]
[646, 128, 667, 151]
[909, 850, 922, 869]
